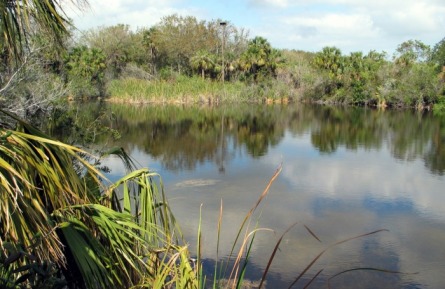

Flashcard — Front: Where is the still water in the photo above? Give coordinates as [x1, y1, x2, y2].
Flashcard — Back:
[96, 103, 445, 288]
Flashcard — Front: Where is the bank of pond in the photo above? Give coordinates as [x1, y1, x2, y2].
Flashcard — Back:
[103, 71, 445, 114]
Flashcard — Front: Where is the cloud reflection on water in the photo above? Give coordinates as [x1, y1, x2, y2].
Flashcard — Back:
[99, 104, 445, 288]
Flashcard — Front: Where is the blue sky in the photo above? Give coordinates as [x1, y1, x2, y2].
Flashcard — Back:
[66, 0, 445, 54]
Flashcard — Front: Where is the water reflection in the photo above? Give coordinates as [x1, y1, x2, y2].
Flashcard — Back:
[64, 103, 445, 288]
[95, 104, 445, 176]
[101, 104, 288, 171]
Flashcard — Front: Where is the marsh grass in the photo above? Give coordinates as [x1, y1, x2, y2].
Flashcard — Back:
[106, 76, 294, 104]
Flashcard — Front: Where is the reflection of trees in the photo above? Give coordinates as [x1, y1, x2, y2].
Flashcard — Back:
[386, 111, 433, 162]
[127, 113, 222, 171]
[290, 105, 445, 175]
[424, 121, 445, 175]
[53, 102, 445, 175]
[236, 108, 284, 157]
[47, 101, 117, 146]
[144, 118, 218, 170]
[308, 106, 384, 153]
[101, 104, 288, 171]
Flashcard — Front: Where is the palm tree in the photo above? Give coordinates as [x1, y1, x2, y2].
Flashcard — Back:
[245, 36, 271, 68]
[0, 111, 198, 289]
[0, 0, 84, 62]
[190, 50, 216, 79]
[142, 27, 159, 74]
[313, 46, 344, 77]
[238, 36, 282, 81]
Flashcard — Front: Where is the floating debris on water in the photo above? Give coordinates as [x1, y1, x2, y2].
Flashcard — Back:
[217, 278, 266, 289]
[175, 179, 220, 188]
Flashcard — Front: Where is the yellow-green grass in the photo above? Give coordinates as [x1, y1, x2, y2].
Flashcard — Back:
[106, 76, 294, 104]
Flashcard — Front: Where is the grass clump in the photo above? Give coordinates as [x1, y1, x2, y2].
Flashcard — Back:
[106, 75, 294, 104]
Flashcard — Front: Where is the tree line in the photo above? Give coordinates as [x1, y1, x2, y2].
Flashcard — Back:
[1, 13, 445, 120]
[304, 39, 445, 109]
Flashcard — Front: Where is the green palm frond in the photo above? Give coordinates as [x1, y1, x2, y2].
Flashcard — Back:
[0, 128, 100, 265]
[0, 0, 87, 61]
[1, 110, 196, 288]
[54, 204, 161, 288]
[57, 218, 113, 288]
[106, 168, 181, 244]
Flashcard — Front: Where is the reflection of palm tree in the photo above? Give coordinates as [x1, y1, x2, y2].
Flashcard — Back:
[424, 126, 445, 175]
[218, 114, 226, 173]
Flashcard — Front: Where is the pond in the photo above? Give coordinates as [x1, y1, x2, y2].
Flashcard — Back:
[87, 102, 445, 289]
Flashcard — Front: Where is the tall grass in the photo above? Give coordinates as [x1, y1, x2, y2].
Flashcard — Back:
[106, 76, 294, 104]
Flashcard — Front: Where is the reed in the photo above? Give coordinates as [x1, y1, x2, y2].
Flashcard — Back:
[106, 76, 294, 104]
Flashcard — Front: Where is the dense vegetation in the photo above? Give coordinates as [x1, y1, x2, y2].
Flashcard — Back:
[2, 12, 445, 117]
[59, 21, 445, 109]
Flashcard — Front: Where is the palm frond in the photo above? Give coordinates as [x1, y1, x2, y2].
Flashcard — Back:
[1, 110, 193, 288]
[0, 0, 88, 61]
[105, 168, 181, 244]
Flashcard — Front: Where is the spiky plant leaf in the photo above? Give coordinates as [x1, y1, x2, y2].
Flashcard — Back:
[0, 0, 88, 62]
[1, 111, 189, 288]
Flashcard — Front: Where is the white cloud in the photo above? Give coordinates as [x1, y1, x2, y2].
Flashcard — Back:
[248, 0, 289, 8]
[261, 133, 445, 221]
[249, 0, 444, 52]
[66, 0, 445, 58]
[284, 13, 378, 37]
[253, 12, 381, 53]
[66, 0, 194, 31]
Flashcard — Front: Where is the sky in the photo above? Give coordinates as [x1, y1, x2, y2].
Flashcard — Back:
[65, 0, 445, 55]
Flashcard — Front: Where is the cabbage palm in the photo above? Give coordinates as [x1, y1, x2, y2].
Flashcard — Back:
[1, 1, 198, 288]
[238, 36, 283, 81]
[313, 46, 344, 78]
[0, 111, 198, 288]
[239, 36, 271, 72]
[0, 0, 84, 61]
[0, 2, 201, 287]
[190, 50, 216, 79]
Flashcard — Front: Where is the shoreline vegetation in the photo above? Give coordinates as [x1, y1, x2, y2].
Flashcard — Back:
[97, 40, 445, 110]
[0, 4, 443, 288]
[2, 15, 445, 117]
[105, 76, 294, 105]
